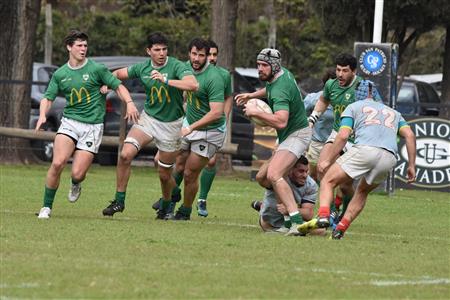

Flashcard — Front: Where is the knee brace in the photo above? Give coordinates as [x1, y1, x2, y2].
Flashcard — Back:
[158, 159, 174, 169]
[124, 137, 141, 151]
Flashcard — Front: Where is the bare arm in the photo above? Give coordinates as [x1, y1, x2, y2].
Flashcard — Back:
[298, 202, 315, 221]
[150, 71, 199, 92]
[113, 68, 129, 80]
[318, 127, 351, 174]
[181, 102, 224, 136]
[244, 103, 289, 129]
[114, 84, 140, 124]
[223, 95, 233, 120]
[35, 98, 53, 130]
[399, 126, 416, 183]
[235, 87, 267, 106]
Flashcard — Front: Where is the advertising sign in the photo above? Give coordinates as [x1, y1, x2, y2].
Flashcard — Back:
[395, 118, 450, 192]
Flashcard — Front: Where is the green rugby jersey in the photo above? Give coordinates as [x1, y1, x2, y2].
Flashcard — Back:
[185, 62, 225, 130]
[215, 66, 232, 97]
[322, 75, 362, 131]
[44, 59, 121, 124]
[128, 56, 193, 122]
[266, 67, 308, 143]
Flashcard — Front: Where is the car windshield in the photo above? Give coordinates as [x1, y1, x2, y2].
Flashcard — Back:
[396, 84, 417, 115]
[37, 67, 57, 93]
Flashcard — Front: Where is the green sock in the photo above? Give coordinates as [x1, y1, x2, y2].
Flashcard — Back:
[71, 178, 80, 185]
[179, 205, 192, 216]
[115, 191, 126, 205]
[199, 166, 216, 200]
[283, 216, 292, 228]
[161, 198, 171, 211]
[172, 171, 184, 196]
[43, 186, 57, 209]
[289, 212, 304, 225]
[330, 198, 337, 213]
[173, 171, 184, 186]
[342, 195, 352, 215]
[172, 186, 181, 197]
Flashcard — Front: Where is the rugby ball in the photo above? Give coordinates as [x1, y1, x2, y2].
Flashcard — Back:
[246, 98, 272, 126]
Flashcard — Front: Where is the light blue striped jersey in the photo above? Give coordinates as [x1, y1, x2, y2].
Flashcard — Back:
[303, 91, 333, 143]
[340, 100, 409, 155]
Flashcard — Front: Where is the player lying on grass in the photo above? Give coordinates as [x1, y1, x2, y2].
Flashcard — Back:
[299, 81, 416, 239]
[251, 155, 325, 236]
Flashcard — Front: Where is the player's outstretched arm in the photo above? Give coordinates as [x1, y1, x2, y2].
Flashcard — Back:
[113, 68, 129, 81]
[235, 88, 266, 106]
[318, 126, 351, 174]
[35, 98, 52, 131]
[151, 71, 199, 92]
[114, 84, 140, 124]
[399, 126, 416, 183]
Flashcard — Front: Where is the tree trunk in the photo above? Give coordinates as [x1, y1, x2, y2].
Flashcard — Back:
[211, 0, 238, 174]
[0, 0, 41, 164]
[441, 25, 450, 119]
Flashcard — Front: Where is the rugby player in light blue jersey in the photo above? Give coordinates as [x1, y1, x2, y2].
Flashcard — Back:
[299, 81, 416, 239]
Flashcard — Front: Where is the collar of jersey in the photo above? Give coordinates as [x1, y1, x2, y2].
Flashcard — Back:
[268, 69, 284, 84]
[151, 57, 169, 69]
[67, 58, 88, 70]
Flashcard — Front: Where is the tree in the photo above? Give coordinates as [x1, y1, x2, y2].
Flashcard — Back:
[211, 0, 238, 173]
[0, 0, 41, 163]
[310, 0, 450, 113]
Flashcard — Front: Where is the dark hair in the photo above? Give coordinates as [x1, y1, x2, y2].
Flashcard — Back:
[334, 53, 357, 71]
[207, 39, 219, 52]
[295, 155, 309, 167]
[322, 67, 337, 84]
[188, 38, 210, 55]
[147, 32, 168, 49]
[64, 30, 88, 46]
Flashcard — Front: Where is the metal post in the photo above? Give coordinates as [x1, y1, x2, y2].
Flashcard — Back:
[373, 0, 384, 43]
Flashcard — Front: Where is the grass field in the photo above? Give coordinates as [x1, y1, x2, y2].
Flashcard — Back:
[1, 164, 449, 299]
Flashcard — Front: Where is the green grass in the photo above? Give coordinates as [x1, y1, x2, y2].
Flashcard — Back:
[1, 164, 449, 299]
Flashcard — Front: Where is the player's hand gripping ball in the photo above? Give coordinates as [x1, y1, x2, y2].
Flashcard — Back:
[245, 98, 273, 126]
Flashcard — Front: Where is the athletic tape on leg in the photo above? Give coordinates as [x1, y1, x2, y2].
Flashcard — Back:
[124, 137, 141, 151]
[158, 160, 174, 169]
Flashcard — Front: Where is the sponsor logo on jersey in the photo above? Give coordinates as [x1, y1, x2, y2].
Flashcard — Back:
[70, 87, 91, 105]
[150, 85, 171, 104]
[395, 118, 450, 189]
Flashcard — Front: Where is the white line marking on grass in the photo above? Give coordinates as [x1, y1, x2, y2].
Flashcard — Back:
[1, 210, 448, 242]
[370, 279, 450, 286]
[0, 282, 39, 289]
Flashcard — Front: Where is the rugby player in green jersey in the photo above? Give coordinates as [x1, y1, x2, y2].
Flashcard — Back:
[235, 48, 312, 236]
[36, 30, 139, 219]
[168, 38, 226, 220]
[101, 32, 198, 219]
[150, 39, 232, 217]
[308, 53, 362, 220]
[195, 39, 233, 217]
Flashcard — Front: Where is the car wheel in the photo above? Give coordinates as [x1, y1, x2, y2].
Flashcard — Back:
[32, 123, 56, 162]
